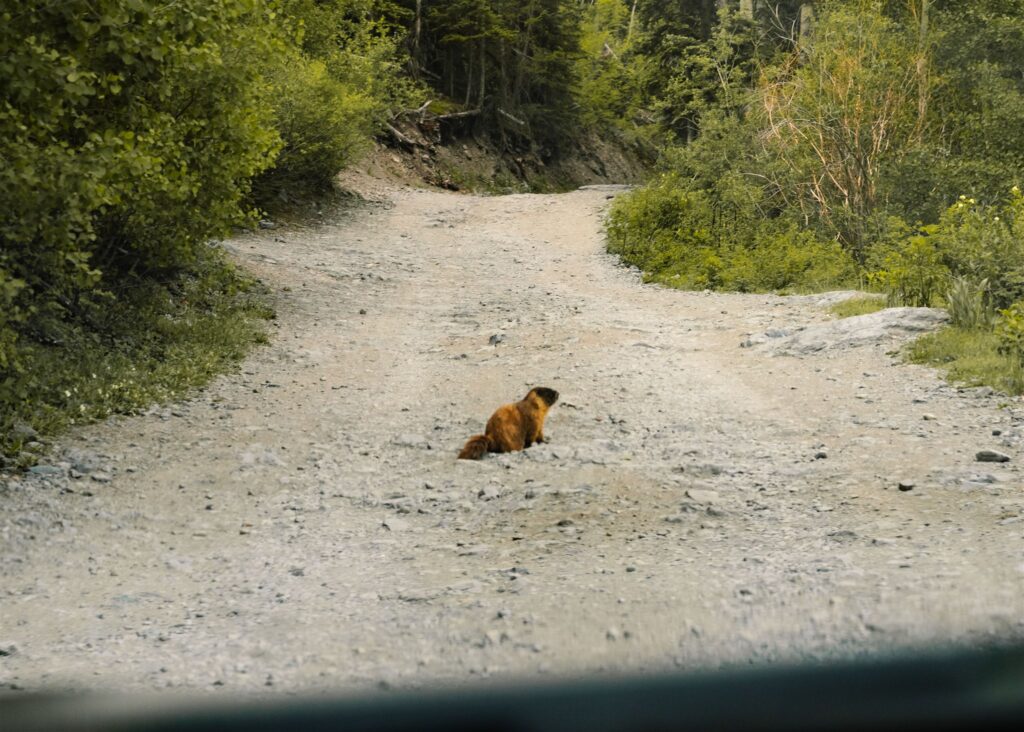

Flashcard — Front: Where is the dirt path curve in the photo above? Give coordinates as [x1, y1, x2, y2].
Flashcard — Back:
[3, 185, 1024, 694]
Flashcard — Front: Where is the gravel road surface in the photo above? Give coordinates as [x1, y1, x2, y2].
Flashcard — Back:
[2, 184, 1023, 694]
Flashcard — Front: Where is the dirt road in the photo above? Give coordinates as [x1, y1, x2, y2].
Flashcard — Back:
[3, 184, 1024, 694]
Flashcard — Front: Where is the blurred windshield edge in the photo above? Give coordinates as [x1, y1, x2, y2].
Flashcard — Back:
[4, 643, 1024, 732]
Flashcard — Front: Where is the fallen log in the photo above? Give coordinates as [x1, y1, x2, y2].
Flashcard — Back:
[432, 109, 481, 121]
[384, 122, 419, 149]
[393, 104, 480, 123]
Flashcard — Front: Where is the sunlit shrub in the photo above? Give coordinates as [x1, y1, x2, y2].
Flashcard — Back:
[254, 54, 376, 202]
[998, 301, 1024, 365]
[0, 0, 283, 445]
[608, 178, 855, 293]
[870, 233, 949, 306]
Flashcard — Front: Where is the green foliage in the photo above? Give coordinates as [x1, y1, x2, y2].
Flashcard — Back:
[375, 0, 586, 152]
[869, 231, 949, 306]
[253, 0, 417, 204]
[0, 265, 26, 373]
[997, 301, 1024, 365]
[607, 103, 856, 294]
[1, 250, 272, 461]
[653, 8, 757, 142]
[717, 230, 856, 293]
[927, 1, 1024, 207]
[8, 0, 283, 267]
[945, 276, 992, 330]
[254, 53, 376, 202]
[606, 0, 1024, 325]
[928, 192, 1024, 309]
[0, 0, 283, 378]
[607, 173, 856, 293]
[757, 1, 924, 255]
[575, 0, 645, 133]
[606, 0, 1024, 391]
[869, 189, 1024, 309]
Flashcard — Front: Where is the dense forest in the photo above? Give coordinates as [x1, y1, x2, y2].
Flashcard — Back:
[2, 0, 1024, 458]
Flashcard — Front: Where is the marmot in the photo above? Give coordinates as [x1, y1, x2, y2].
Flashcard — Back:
[458, 387, 559, 460]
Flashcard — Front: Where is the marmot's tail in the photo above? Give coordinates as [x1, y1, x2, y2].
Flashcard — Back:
[458, 434, 490, 460]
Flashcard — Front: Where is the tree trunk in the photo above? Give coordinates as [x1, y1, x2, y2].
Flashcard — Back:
[479, 39, 486, 107]
[414, 0, 422, 55]
[464, 48, 474, 107]
[448, 48, 455, 99]
[916, 0, 930, 140]
[514, 3, 535, 108]
[799, 3, 815, 46]
[499, 38, 508, 110]
[627, 0, 638, 42]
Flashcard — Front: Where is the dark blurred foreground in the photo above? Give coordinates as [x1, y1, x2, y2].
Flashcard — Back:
[4, 645, 1024, 732]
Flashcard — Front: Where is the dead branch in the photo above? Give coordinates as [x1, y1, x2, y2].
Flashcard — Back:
[497, 108, 527, 127]
[384, 123, 419, 149]
[433, 109, 482, 121]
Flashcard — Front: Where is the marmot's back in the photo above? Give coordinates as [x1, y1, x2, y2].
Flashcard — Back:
[457, 387, 559, 460]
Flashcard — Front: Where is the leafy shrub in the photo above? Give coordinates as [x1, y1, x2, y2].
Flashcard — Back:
[946, 276, 992, 330]
[0, 0, 283, 325]
[606, 175, 713, 272]
[932, 3, 1024, 208]
[930, 192, 1024, 309]
[997, 301, 1024, 365]
[755, 2, 923, 257]
[254, 53, 377, 202]
[718, 230, 856, 293]
[254, 0, 416, 204]
[1, 1, 285, 452]
[869, 232, 949, 306]
[870, 188, 1024, 309]
[1, 249, 273, 460]
[0, 265, 26, 373]
[607, 175, 855, 293]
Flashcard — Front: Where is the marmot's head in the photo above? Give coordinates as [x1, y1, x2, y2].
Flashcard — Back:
[530, 387, 559, 406]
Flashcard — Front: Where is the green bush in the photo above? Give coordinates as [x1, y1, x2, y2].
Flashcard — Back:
[607, 175, 856, 293]
[254, 53, 377, 202]
[254, 0, 416, 204]
[931, 192, 1024, 309]
[0, 0, 283, 348]
[869, 232, 949, 306]
[1, 1, 287, 454]
[1, 249, 273, 460]
[719, 230, 856, 293]
[606, 175, 713, 270]
[869, 188, 1024, 308]
[997, 301, 1024, 365]
[0, 264, 26, 373]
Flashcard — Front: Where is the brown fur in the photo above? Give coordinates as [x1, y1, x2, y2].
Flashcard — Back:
[458, 387, 559, 460]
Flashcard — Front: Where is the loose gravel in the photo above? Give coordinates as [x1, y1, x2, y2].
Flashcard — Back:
[2, 184, 1023, 695]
